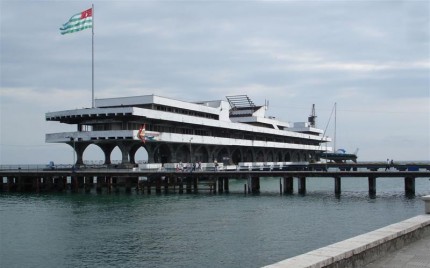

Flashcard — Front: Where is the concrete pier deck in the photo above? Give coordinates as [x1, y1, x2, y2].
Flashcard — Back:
[364, 234, 430, 268]
[263, 214, 430, 268]
[2, 168, 429, 195]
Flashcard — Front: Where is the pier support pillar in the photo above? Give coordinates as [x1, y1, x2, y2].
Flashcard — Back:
[107, 177, 113, 193]
[47, 177, 55, 191]
[172, 177, 177, 193]
[211, 178, 216, 194]
[146, 180, 152, 194]
[298, 177, 306, 195]
[84, 176, 92, 193]
[186, 177, 192, 193]
[368, 176, 376, 197]
[334, 176, 341, 195]
[54, 177, 66, 192]
[125, 177, 132, 193]
[223, 177, 229, 193]
[193, 177, 198, 193]
[6, 177, 14, 192]
[279, 178, 282, 195]
[283, 177, 294, 194]
[34, 177, 41, 193]
[178, 178, 184, 194]
[78, 176, 85, 190]
[139, 180, 144, 194]
[17, 176, 24, 192]
[404, 177, 415, 196]
[61, 177, 67, 191]
[155, 177, 162, 194]
[71, 176, 79, 192]
[163, 177, 169, 194]
[250, 176, 260, 194]
[218, 177, 224, 193]
[96, 177, 103, 193]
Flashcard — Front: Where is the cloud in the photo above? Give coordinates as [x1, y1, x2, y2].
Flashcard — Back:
[1, 0, 429, 163]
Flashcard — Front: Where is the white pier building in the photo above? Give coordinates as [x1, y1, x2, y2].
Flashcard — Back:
[45, 95, 331, 166]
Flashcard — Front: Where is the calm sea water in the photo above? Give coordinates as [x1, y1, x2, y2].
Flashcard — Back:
[1, 177, 429, 268]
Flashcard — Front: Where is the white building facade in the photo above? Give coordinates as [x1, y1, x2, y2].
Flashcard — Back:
[46, 95, 331, 166]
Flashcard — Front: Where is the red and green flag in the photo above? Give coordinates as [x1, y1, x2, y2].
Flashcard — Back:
[60, 8, 93, 35]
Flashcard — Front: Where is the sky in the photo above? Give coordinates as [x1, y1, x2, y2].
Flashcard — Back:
[1, 0, 429, 165]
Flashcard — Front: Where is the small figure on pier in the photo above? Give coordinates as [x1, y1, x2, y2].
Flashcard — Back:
[385, 159, 390, 171]
[214, 160, 218, 171]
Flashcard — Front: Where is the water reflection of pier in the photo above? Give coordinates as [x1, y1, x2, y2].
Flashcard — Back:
[1, 163, 429, 196]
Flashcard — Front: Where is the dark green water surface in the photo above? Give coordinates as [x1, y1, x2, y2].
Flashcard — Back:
[1, 177, 429, 267]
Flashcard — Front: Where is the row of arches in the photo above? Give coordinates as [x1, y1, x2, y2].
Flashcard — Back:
[68, 141, 316, 166]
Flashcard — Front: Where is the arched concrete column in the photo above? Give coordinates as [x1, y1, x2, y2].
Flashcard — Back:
[166, 144, 178, 163]
[117, 141, 135, 164]
[144, 143, 156, 163]
[309, 151, 317, 163]
[68, 142, 89, 165]
[152, 143, 173, 163]
[206, 146, 217, 162]
[211, 146, 220, 161]
[214, 146, 230, 163]
[129, 144, 146, 164]
[243, 148, 254, 162]
[276, 150, 283, 162]
[285, 151, 292, 162]
[300, 151, 306, 162]
[194, 145, 210, 162]
[175, 144, 191, 163]
[255, 149, 264, 162]
[266, 149, 275, 162]
[231, 147, 243, 164]
[292, 151, 300, 162]
[303, 152, 309, 162]
[98, 143, 116, 165]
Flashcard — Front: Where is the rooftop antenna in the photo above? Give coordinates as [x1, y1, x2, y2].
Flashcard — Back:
[308, 104, 317, 127]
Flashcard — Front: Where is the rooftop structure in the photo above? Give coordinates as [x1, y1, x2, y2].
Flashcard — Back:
[45, 94, 331, 166]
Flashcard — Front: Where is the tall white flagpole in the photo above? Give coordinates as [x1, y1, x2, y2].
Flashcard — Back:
[92, 3, 95, 108]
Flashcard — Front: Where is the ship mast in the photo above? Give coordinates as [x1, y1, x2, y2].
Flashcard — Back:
[334, 102, 337, 151]
[308, 104, 317, 127]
